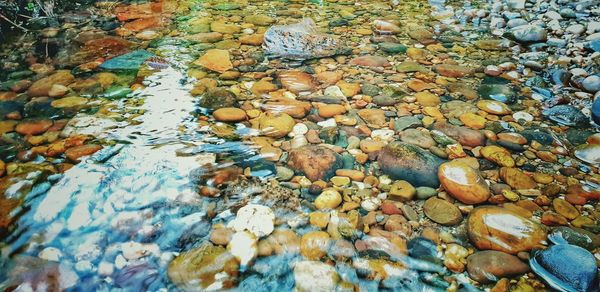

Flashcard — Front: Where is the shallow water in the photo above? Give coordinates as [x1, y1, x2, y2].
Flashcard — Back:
[1, 0, 600, 291]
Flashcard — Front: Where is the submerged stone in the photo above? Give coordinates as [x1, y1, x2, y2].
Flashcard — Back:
[542, 105, 589, 128]
[287, 146, 343, 181]
[168, 244, 238, 290]
[378, 141, 445, 187]
[99, 50, 155, 71]
[438, 160, 490, 204]
[467, 206, 547, 254]
[574, 144, 600, 165]
[466, 251, 530, 283]
[530, 244, 599, 292]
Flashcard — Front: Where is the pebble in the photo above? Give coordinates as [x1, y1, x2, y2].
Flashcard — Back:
[438, 160, 490, 204]
[423, 197, 463, 225]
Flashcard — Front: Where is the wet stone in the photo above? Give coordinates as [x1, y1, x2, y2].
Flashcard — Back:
[168, 244, 239, 290]
[423, 197, 463, 226]
[530, 244, 599, 292]
[377, 141, 445, 188]
[466, 251, 530, 284]
[287, 146, 343, 181]
[438, 160, 490, 204]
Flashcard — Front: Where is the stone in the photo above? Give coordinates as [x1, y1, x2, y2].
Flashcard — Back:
[99, 50, 154, 71]
[378, 141, 445, 188]
[287, 146, 343, 181]
[51, 96, 88, 108]
[373, 20, 401, 34]
[227, 231, 258, 268]
[477, 84, 515, 104]
[195, 49, 233, 73]
[508, 25, 547, 43]
[389, 180, 416, 201]
[199, 89, 238, 110]
[293, 261, 339, 292]
[477, 100, 511, 115]
[438, 160, 490, 204]
[400, 129, 436, 149]
[314, 188, 342, 210]
[357, 109, 386, 127]
[499, 167, 537, 189]
[48, 84, 69, 97]
[239, 34, 264, 46]
[185, 32, 223, 43]
[349, 55, 391, 67]
[244, 15, 275, 26]
[467, 251, 530, 283]
[415, 92, 440, 106]
[210, 21, 241, 34]
[574, 144, 600, 165]
[434, 64, 472, 78]
[459, 113, 486, 130]
[210, 227, 233, 245]
[530, 244, 598, 292]
[227, 204, 274, 237]
[433, 122, 486, 148]
[27, 70, 75, 97]
[263, 18, 345, 61]
[552, 198, 579, 220]
[467, 206, 547, 254]
[257, 112, 295, 138]
[300, 231, 331, 260]
[278, 71, 317, 93]
[423, 197, 463, 225]
[15, 120, 53, 136]
[213, 108, 247, 122]
[542, 105, 588, 128]
[318, 104, 346, 118]
[480, 145, 515, 167]
[583, 75, 600, 93]
[168, 244, 238, 290]
[65, 144, 103, 162]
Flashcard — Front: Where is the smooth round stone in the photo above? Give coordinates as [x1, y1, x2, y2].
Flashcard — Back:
[508, 25, 547, 43]
[278, 71, 317, 93]
[318, 104, 347, 118]
[65, 144, 103, 162]
[499, 167, 537, 189]
[476, 100, 511, 115]
[168, 243, 238, 290]
[438, 160, 490, 204]
[15, 119, 53, 136]
[314, 188, 342, 210]
[582, 75, 600, 92]
[466, 251, 530, 283]
[548, 226, 600, 250]
[389, 180, 416, 201]
[258, 112, 295, 138]
[574, 144, 600, 165]
[552, 198, 579, 220]
[377, 141, 445, 188]
[300, 231, 331, 260]
[400, 129, 436, 149]
[467, 206, 547, 254]
[213, 107, 247, 122]
[408, 237, 442, 264]
[415, 186, 437, 199]
[497, 132, 527, 145]
[512, 111, 533, 122]
[477, 83, 516, 103]
[542, 105, 589, 128]
[480, 145, 515, 167]
[530, 244, 599, 292]
[423, 197, 463, 226]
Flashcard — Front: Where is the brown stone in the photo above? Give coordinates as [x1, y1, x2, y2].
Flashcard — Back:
[423, 197, 463, 225]
[300, 231, 330, 260]
[499, 167, 537, 190]
[27, 71, 75, 97]
[287, 146, 342, 181]
[438, 160, 490, 204]
[466, 251, 530, 283]
[15, 120, 53, 136]
[65, 144, 103, 162]
[278, 71, 317, 93]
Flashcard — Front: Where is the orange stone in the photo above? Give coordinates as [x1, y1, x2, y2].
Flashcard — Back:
[438, 160, 490, 204]
[15, 120, 53, 136]
[499, 167, 537, 190]
[65, 144, 103, 162]
[467, 206, 547, 254]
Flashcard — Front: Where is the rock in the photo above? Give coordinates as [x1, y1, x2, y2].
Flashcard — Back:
[438, 160, 490, 204]
[394, 116, 422, 131]
[99, 50, 154, 71]
[408, 237, 441, 264]
[51, 96, 88, 108]
[48, 84, 69, 97]
[379, 42, 407, 54]
[185, 32, 223, 43]
[357, 109, 386, 127]
[459, 113, 486, 130]
[373, 20, 401, 34]
[433, 122, 486, 147]
[499, 167, 537, 189]
[415, 92, 440, 107]
[195, 49, 233, 73]
[314, 188, 342, 210]
[508, 25, 547, 43]
[423, 197, 463, 225]
[480, 145, 515, 167]
[400, 129, 436, 149]
[15, 119, 53, 135]
[467, 206, 547, 254]
[227, 231, 258, 268]
[552, 198, 579, 220]
[415, 186, 437, 199]
[378, 142, 444, 187]
[65, 144, 103, 162]
[210, 227, 233, 245]
[278, 71, 317, 93]
[213, 108, 247, 122]
[293, 261, 339, 292]
[389, 180, 416, 201]
[300, 231, 331, 260]
[574, 144, 600, 165]
[263, 18, 345, 61]
[477, 100, 511, 115]
[199, 89, 238, 110]
[548, 227, 600, 250]
[27, 70, 75, 97]
[257, 112, 295, 138]
[245, 15, 275, 26]
[210, 21, 240, 34]
[542, 105, 588, 127]
[477, 83, 516, 104]
[434, 64, 472, 78]
[287, 146, 343, 181]
[318, 104, 347, 118]
[530, 244, 598, 292]
[466, 251, 530, 283]
[227, 204, 275, 237]
[168, 244, 238, 290]
[349, 55, 391, 67]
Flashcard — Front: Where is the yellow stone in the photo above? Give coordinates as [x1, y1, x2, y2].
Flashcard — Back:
[459, 112, 486, 130]
[476, 100, 511, 115]
[480, 145, 515, 167]
[438, 160, 491, 204]
[415, 92, 441, 107]
[194, 49, 233, 73]
[0, 120, 17, 134]
[314, 188, 342, 210]
[552, 198, 579, 220]
[300, 231, 331, 260]
[533, 173, 553, 184]
[309, 212, 330, 229]
[50, 96, 88, 108]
